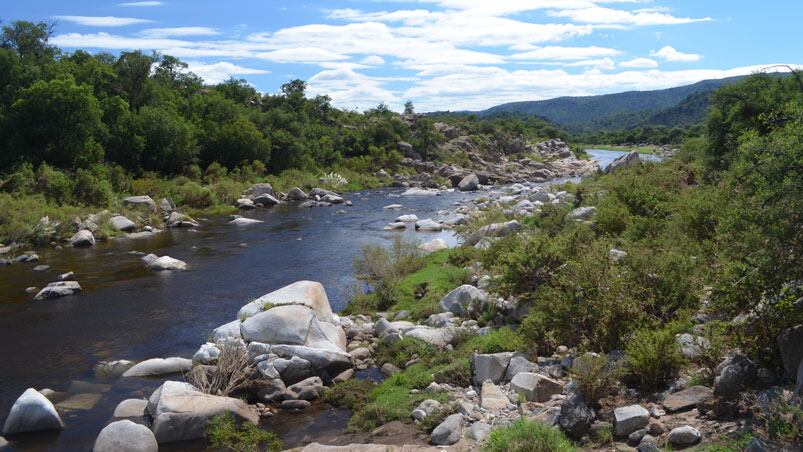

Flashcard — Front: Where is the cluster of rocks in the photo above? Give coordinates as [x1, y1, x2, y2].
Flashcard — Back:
[236, 183, 351, 211]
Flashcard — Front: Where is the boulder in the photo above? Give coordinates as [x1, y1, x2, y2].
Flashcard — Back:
[464, 220, 520, 246]
[384, 222, 407, 231]
[245, 183, 274, 198]
[288, 377, 325, 401]
[609, 248, 627, 262]
[281, 399, 310, 411]
[159, 197, 176, 212]
[559, 394, 595, 439]
[714, 354, 756, 399]
[141, 254, 187, 271]
[146, 381, 258, 443]
[2, 388, 63, 435]
[412, 399, 441, 421]
[440, 285, 487, 317]
[253, 193, 279, 206]
[401, 188, 438, 196]
[113, 399, 148, 418]
[395, 214, 419, 223]
[458, 174, 479, 192]
[109, 215, 136, 232]
[287, 187, 308, 201]
[238, 281, 333, 322]
[778, 325, 803, 379]
[70, 230, 96, 247]
[567, 206, 597, 221]
[662, 386, 714, 413]
[466, 421, 492, 442]
[95, 360, 136, 379]
[480, 381, 509, 410]
[123, 196, 157, 212]
[415, 219, 442, 232]
[430, 414, 462, 445]
[93, 420, 157, 452]
[33, 281, 82, 300]
[419, 239, 448, 253]
[676, 333, 710, 359]
[605, 151, 640, 173]
[614, 405, 649, 437]
[240, 305, 344, 352]
[404, 325, 456, 347]
[270, 345, 352, 379]
[473, 352, 513, 386]
[509, 372, 562, 403]
[273, 356, 312, 385]
[504, 356, 537, 382]
[212, 320, 242, 343]
[193, 343, 221, 365]
[165, 212, 199, 228]
[668, 425, 701, 446]
[122, 357, 192, 377]
[236, 198, 255, 209]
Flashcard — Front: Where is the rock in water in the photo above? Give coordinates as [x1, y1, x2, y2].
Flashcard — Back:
[140, 254, 187, 271]
[430, 413, 463, 445]
[113, 399, 148, 418]
[33, 281, 82, 300]
[122, 357, 192, 377]
[93, 420, 158, 452]
[2, 388, 64, 435]
[415, 219, 442, 231]
[229, 216, 263, 225]
[146, 381, 258, 443]
[458, 174, 480, 191]
[70, 230, 96, 247]
[287, 187, 308, 201]
[395, 214, 418, 223]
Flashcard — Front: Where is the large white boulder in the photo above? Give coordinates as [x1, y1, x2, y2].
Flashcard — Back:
[395, 214, 418, 223]
[458, 174, 479, 191]
[614, 404, 649, 437]
[415, 219, 442, 232]
[93, 419, 158, 452]
[237, 281, 333, 321]
[141, 254, 187, 271]
[70, 230, 96, 247]
[212, 320, 242, 342]
[2, 388, 63, 435]
[122, 357, 192, 378]
[240, 305, 344, 352]
[109, 215, 136, 232]
[229, 217, 263, 225]
[404, 325, 456, 347]
[146, 381, 258, 444]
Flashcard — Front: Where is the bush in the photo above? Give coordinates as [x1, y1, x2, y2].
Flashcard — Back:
[625, 328, 685, 389]
[354, 237, 425, 311]
[35, 163, 73, 204]
[322, 379, 374, 411]
[484, 419, 576, 452]
[206, 412, 281, 452]
[571, 353, 623, 407]
[73, 168, 113, 206]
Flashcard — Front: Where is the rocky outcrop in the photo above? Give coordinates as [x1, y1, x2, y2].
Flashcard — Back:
[2, 388, 63, 435]
[146, 381, 258, 443]
[93, 420, 158, 452]
[238, 281, 333, 321]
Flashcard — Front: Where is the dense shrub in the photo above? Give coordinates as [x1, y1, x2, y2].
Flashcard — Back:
[571, 353, 624, 407]
[484, 419, 576, 452]
[625, 328, 685, 389]
[206, 413, 281, 452]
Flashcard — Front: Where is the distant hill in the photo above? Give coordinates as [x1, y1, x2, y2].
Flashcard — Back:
[478, 76, 746, 132]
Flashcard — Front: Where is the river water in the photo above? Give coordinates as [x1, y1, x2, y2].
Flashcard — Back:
[0, 149, 640, 450]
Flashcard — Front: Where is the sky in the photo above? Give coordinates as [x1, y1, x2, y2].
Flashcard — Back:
[4, 0, 802, 111]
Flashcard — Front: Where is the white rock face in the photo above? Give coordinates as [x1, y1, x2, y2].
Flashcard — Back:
[614, 404, 650, 437]
[212, 320, 242, 342]
[113, 399, 148, 418]
[122, 357, 192, 377]
[2, 388, 63, 435]
[93, 419, 158, 452]
[70, 230, 96, 247]
[473, 353, 514, 386]
[146, 381, 258, 444]
[141, 254, 187, 271]
[419, 238, 448, 253]
[238, 281, 333, 322]
[401, 188, 439, 196]
[240, 305, 344, 352]
[383, 222, 407, 231]
[34, 281, 82, 300]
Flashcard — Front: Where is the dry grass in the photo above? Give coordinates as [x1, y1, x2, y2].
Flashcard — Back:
[187, 343, 254, 397]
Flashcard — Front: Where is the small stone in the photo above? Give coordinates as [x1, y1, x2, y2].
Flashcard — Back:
[668, 425, 701, 446]
[281, 399, 310, 411]
[614, 404, 649, 437]
[430, 413, 463, 445]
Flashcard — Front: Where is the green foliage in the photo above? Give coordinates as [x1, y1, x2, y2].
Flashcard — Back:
[206, 413, 281, 452]
[571, 354, 624, 407]
[322, 379, 375, 411]
[432, 358, 472, 387]
[625, 328, 685, 389]
[483, 419, 576, 452]
[353, 238, 426, 311]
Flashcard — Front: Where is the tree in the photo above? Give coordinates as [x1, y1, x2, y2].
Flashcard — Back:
[130, 105, 197, 174]
[200, 116, 271, 168]
[114, 51, 155, 112]
[404, 100, 415, 115]
[1, 20, 56, 63]
[6, 76, 103, 169]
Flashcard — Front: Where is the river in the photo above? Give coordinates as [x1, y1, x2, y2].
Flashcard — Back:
[0, 149, 646, 450]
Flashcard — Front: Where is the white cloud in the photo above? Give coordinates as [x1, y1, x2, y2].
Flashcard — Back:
[548, 5, 711, 26]
[360, 55, 386, 66]
[255, 47, 349, 63]
[141, 27, 219, 38]
[511, 46, 621, 61]
[185, 61, 269, 85]
[52, 16, 153, 27]
[308, 66, 402, 111]
[619, 57, 659, 68]
[117, 1, 164, 6]
[651, 46, 702, 62]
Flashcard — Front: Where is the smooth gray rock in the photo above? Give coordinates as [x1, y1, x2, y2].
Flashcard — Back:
[287, 187, 308, 201]
[464, 220, 520, 246]
[122, 357, 192, 377]
[123, 196, 157, 212]
[70, 230, 95, 247]
[273, 356, 312, 385]
[509, 372, 562, 402]
[411, 399, 441, 421]
[93, 420, 157, 452]
[94, 360, 135, 379]
[281, 399, 310, 411]
[415, 219, 442, 232]
[605, 151, 640, 173]
[505, 356, 537, 381]
[614, 405, 649, 437]
[253, 193, 279, 206]
[458, 174, 479, 192]
[676, 333, 710, 359]
[404, 325, 456, 347]
[714, 354, 756, 399]
[663, 385, 713, 412]
[567, 206, 597, 221]
[113, 399, 148, 418]
[419, 239, 448, 253]
[395, 214, 418, 223]
[466, 421, 492, 442]
[109, 215, 136, 232]
[140, 254, 187, 271]
[238, 281, 333, 322]
[212, 320, 242, 342]
[240, 305, 343, 352]
[473, 352, 513, 386]
[146, 381, 258, 443]
[229, 216, 263, 225]
[192, 343, 221, 365]
[2, 388, 63, 435]
[270, 344, 353, 379]
[430, 414, 462, 445]
[668, 425, 701, 446]
[33, 281, 82, 300]
[440, 285, 487, 317]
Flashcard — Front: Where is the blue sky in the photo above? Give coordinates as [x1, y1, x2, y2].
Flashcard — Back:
[4, 0, 801, 111]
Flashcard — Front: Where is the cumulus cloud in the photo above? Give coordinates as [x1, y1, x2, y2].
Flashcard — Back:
[185, 61, 269, 85]
[511, 46, 621, 61]
[52, 16, 152, 27]
[619, 57, 659, 68]
[360, 55, 386, 66]
[651, 46, 702, 62]
[141, 27, 219, 38]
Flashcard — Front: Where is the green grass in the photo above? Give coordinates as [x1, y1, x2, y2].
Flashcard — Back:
[390, 250, 471, 320]
[484, 419, 576, 452]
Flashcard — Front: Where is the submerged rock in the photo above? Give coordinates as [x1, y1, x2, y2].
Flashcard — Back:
[33, 281, 82, 300]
